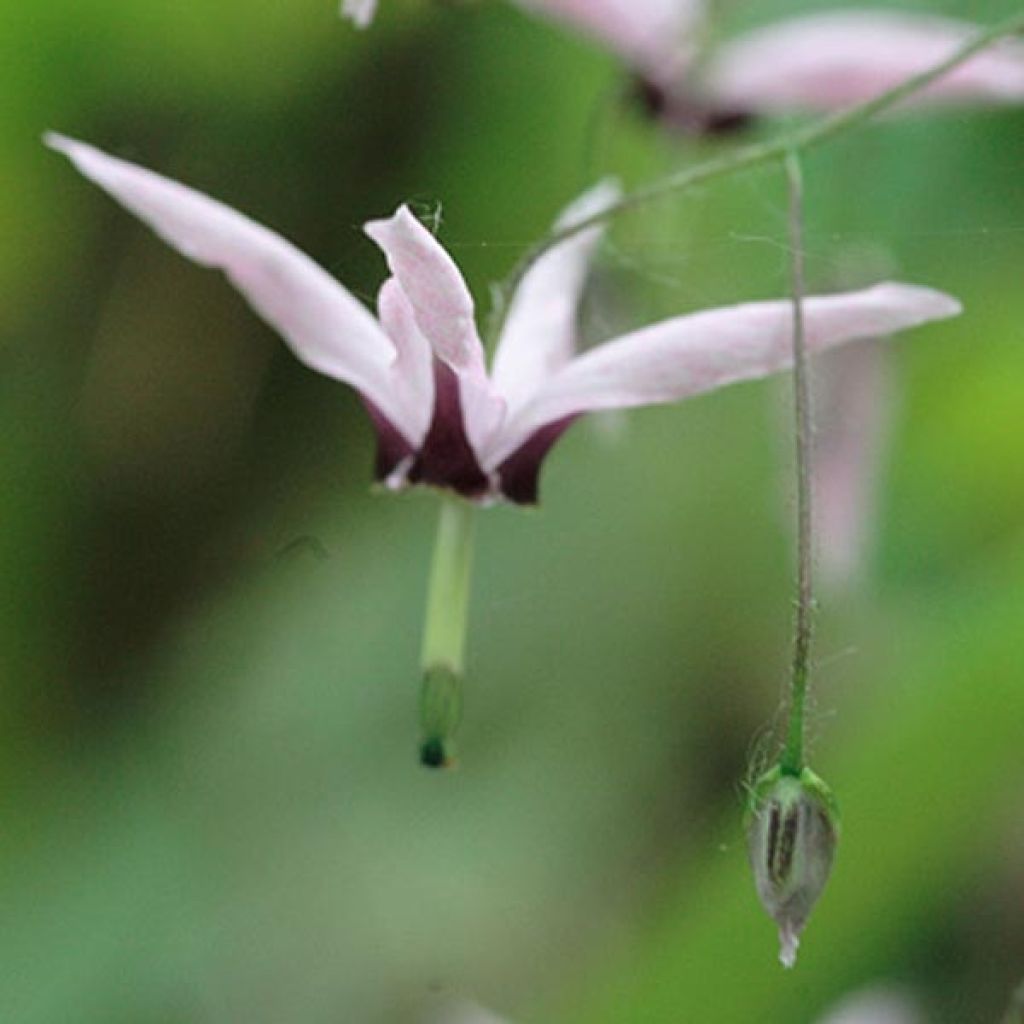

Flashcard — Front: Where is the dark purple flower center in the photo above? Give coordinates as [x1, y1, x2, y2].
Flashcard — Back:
[364, 363, 578, 506]
[407, 361, 491, 498]
[630, 75, 755, 137]
[494, 415, 578, 505]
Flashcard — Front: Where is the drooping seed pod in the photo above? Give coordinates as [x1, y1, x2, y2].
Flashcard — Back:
[747, 766, 840, 967]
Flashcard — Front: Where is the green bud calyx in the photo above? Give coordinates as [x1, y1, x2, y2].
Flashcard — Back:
[747, 766, 839, 968]
[419, 663, 463, 769]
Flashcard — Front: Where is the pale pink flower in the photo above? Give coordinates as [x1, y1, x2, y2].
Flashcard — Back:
[340, 0, 702, 82]
[704, 10, 1024, 115]
[47, 134, 961, 504]
[505, 5, 1024, 129]
[508, 0, 703, 87]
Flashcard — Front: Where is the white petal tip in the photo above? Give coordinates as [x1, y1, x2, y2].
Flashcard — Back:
[778, 927, 800, 969]
[555, 178, 624, 232]
[43, 131, 75, 154]
[911, 286, 963, 319]
[340, 0, 376, 28]
[872, 281, 963, 322]
[585, 176, 624, 208]
[43, 133, 103, 175]
[363, 204, 414, 245]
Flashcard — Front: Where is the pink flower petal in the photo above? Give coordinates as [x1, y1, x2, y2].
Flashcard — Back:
[376, 277, 435, 444]
[509, 0, 701, 84]
[45, 133, 422, 442]
[364, 205, 504, 457]
[704, 11, 1024, 114]
[489, 283, 960, 466]
[364, 206, 484, 372]
[341, 0, 378, 28]
[489, 179, 620, 417]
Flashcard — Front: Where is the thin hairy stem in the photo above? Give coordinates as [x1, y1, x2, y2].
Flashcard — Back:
[496, 10, 1024, 318]
[780, 153, 812, 777]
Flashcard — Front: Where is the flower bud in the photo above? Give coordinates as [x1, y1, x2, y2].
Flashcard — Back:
[747, 766, 840, 968]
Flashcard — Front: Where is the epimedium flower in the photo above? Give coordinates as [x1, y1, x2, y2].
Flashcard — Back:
[503, 5, 1024, 131]
[47, 134, 961, 508]
[339, 0, 712, 123]
[507, 0, 703, 90]
[48, 133, 961, 766]
[338, 0, 704, 66]
[702, 10, 1024, 117]
[337, 4, 1024, 126]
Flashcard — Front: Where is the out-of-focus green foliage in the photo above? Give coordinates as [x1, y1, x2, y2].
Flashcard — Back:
[2, 1, 1023, 1022]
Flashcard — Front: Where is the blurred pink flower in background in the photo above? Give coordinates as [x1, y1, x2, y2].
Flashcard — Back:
[47, 134, 960, 505]
[811, 339, 893, 590]
[814, 986, 927, 1024]
[420, 986, 927, 1023]
[704, 10, 1024, 115]
[421, 999, 511, 1024]
[500, 4, 1024, 129]
[508, 0, 704, 87]
[337, 4, 1024, 131]
[339, 0, 703, 76]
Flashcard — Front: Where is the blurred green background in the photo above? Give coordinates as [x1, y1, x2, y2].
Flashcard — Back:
[2, 0, 1023, 1021]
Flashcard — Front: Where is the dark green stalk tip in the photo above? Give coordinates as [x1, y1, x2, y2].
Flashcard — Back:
[419, 737, 453, 769]
[419, 663, 463, 771]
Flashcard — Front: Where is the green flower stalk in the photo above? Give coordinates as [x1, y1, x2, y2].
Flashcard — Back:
[746, 153, 839, 968]
[419, 495, 475, 768]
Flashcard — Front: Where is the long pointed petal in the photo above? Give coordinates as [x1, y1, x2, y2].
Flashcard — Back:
[490, 179, 620, 418]
[376, 277, 434, 444]
[704, 11, 1024, 114]
[363, 206, 485, 373]
[489, 283, 960, 466]
[341, 0, 378, 28]
[364, 205, 504, 456]
[509, 0, 701, 83]
[45, 134, 420, 440]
